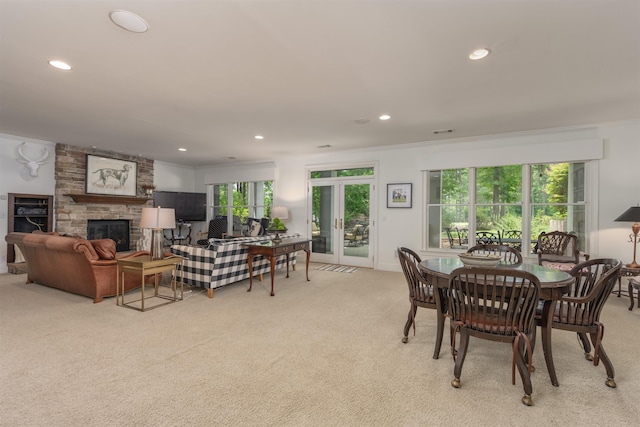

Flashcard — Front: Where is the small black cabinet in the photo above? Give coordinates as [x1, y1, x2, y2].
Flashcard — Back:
[7, 193, 54, 263]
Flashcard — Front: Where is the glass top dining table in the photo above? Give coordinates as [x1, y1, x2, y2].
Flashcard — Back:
[418, 257, 574, 387]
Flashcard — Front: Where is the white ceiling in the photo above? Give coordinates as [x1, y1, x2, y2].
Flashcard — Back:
[1, 0, 639, 167]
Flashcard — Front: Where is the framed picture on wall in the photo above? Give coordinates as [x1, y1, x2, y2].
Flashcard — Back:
[86, 155, 137, 196]
[387, 183, 412, 208]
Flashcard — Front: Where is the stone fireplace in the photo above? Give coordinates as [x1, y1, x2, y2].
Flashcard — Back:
[54, 144, 154, 247]
[87, 219, 131, 252]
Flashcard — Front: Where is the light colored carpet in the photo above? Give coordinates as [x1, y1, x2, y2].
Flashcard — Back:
[1, 265, 639, 426]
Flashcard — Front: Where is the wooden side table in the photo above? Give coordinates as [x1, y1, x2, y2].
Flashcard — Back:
[629, 277, 640, 311]
[244, 238, 311, 296]
[116, 255, 184, 312]
[616, 265, 640, 301]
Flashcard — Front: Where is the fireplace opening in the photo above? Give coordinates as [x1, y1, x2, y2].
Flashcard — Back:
[87, 219, 130, 252]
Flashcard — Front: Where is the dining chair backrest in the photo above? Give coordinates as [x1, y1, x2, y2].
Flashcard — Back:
[499, 230, 523, 251]
[475, 231, 498, 245]
[449, 267, 541, 337]
[536, 231, 588, 268]
[397, 247, 430, 302]
[466, 244, 523, 266]
[560, 258, 622, 327]
[448, 266, 541, 405]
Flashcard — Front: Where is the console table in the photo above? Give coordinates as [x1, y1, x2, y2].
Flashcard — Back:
[244, 238, 311, 296]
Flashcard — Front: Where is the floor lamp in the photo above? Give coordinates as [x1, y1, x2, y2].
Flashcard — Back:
[140, 207, 176, 260]
[615, 205, 640, 268]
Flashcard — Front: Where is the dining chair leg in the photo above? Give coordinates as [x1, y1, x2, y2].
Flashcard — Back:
[451, 331, 470, 388]
[590, 332, 616, 388]
[578, 332, 593, 360]
[433, 309, 445, 359]
[401, 305, 417, 343]
[540, 301, 560, 386]
[515, 339, 533, 406]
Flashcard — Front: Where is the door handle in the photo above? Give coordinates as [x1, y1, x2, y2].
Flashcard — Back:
[334, 218, 338, 229]
[340, 218, 343, 230]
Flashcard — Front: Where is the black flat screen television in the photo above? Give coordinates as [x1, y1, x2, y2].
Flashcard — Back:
[153, 191, 207, 222]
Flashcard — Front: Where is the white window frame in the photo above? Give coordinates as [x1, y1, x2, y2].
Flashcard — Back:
[423, 161, 597, 260]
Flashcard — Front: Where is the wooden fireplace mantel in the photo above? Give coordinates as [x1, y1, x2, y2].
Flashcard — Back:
[64, 194, 151, 205]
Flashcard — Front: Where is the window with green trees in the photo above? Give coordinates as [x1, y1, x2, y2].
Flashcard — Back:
[427, 162, 587, 253]
[209, 181, 273, 234]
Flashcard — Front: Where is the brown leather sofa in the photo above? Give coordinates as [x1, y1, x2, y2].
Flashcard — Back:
[5, 232, 152, 303]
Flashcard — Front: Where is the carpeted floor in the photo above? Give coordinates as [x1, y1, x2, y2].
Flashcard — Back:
[1, 264, 639, 426]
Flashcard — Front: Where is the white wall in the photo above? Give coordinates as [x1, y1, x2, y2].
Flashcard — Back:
[0, 133, 56, 272]
[153, 160, 197, 192]
[195, 121, 640, 272]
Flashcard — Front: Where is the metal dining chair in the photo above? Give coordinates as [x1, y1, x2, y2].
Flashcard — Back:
[448, 266, 541, 406]
[397, 247, 447, 359]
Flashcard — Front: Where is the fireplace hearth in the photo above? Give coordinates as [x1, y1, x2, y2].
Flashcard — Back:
[87, 219, 130, 252]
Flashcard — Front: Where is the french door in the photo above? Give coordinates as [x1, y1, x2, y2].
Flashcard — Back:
[309, 178, 374, 268]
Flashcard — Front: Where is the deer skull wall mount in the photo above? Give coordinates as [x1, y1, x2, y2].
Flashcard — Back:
[16, 142, 49, 179]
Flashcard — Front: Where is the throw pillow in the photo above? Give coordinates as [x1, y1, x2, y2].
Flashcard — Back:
[249, 219, 262, 237]
[92, 239, 116, 259]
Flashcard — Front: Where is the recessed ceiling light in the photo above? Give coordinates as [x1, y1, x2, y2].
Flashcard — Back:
[354, 118, 370, 124]
[178, 148, 187, 152]
[225, 156, 237, 160]
[254, 135, 264, 140]
[317, 145, 331, 149]
[48, 60, 71, 71]
[469, 48, 490, 60]
[109, 10, 149, 33]
[379, 114, 391, 121]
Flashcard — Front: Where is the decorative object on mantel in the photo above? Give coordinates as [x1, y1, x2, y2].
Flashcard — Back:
[269, 207, 289, 244]
[615, 204, 640, 268]
[141, 184, 156, 196]
[140, 207, 176, 260]
[64, 194, 151, 205]
[16, 142, 49, 180]
[86, 154, 137, 196]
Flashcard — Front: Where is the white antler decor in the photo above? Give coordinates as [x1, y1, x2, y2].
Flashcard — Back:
[16, 142, 49, 178]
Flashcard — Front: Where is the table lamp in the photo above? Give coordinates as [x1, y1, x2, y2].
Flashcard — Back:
[614, 204, 640, 268]
[140, 207, 176, 260]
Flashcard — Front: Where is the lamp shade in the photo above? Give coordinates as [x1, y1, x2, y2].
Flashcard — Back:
[614, 206, 640, 222]
[272, 206, 289, 220]
[140, 207, 176, 229]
